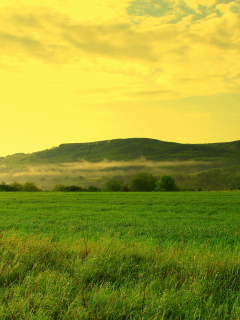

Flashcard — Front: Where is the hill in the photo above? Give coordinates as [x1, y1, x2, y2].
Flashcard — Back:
[1, 138, 240, 165]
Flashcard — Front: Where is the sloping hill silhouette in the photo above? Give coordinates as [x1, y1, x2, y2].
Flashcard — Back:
[1, 138, 240, 165]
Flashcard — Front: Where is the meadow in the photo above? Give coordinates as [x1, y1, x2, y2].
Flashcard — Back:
[0, 191, 240, 319]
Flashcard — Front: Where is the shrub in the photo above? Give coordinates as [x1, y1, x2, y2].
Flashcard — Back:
[128, 172, 157, 192]
[10, 181, 23, 191]
[155, 175, 178, 191]
[65, 185, 84, 192]
[22, 182, 42, 192]
[121, 185, 130, 192]
[53, 184, 66, 192]
[0, 181, 25, 191]
[0, 182, 11, 191]
[180, 187, 196, 191]
[105, 179, 123, 192]
[87, 185, 101, 192]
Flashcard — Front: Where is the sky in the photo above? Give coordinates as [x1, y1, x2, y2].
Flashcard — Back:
[1, 0, 240, 157]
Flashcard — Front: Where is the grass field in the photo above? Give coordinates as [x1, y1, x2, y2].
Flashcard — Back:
[0, 192, 240, 319]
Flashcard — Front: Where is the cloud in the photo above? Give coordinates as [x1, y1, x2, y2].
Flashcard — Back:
[0, 6, 159, 64]
[83, 86, 128, 93]
[0, 158, 214, 181]
[1, 2, 237, 68]
[0, 0, 240, 102]
[126, 89, 178, 96]
[127, 0, 172, 18]
[61, 23, 159, 62]
[126, 0, 239, 24]
[9, 12, 43, 28]
[0, 31, 52, 60]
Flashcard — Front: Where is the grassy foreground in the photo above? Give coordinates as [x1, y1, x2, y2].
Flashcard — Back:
[0, 192, 240, 319]
[1, 231, 240, 319]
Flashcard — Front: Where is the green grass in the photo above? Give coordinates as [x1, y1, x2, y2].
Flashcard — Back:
[0, 192, 240, 319]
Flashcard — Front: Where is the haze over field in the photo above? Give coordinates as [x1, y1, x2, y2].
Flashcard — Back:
[1, 138, 239, 190]
[0, 157, 215, 180]
[1, 0, 240, 157]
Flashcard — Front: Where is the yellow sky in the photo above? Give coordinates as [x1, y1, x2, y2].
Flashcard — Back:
[1, 0, 240, 157]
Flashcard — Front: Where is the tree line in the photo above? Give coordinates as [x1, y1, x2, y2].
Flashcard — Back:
[2, 170, 240, 192]
[174, 167, 240, 191]
[105, 173, 178, 192]
[0, 182, 101, 192]
[0, 181, 42, 192]
[0, 173, 178, 192]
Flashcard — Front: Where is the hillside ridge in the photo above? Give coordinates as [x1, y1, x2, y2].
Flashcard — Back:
[1, 138, 240, 165]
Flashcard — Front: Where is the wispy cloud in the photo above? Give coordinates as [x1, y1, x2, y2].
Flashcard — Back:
[0, 158, 214, 180]
[0, 2, 239, 95]
[0, 6, 159, 64]
[0, 0, 240, 156]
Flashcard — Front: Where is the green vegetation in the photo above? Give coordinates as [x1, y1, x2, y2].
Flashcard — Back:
[0, 192, 240, 319]
[175, 166, 240, 191]
[1, 138, 240, 191]
[2, 165, 240, 192]
[105, 179, 123, 191]
[0, 173, 180, 192]
[155, 175, 179, 191]
[0, 181, 42, 192]
[52, 184, 101, 192]
[128, 172, 157, 192]
[1, 138, 240, 165]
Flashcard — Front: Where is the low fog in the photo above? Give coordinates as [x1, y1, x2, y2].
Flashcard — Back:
[0, 157, 227, 190]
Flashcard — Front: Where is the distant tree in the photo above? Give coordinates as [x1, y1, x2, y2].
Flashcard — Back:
[10, 181, 23, 191]
[65, 185, 83, 192]
[22, 182, 42, 192]
[53, 184, 66, 192]
[155, 175, 178, 191]
[181, 187, 196, 191]
[105, 179, 123, 192]
[53, 184, 85, 192]
[121, 185, 130, 192]
[128, 172, 157, 191]
[87, 185, 101, 192]
[0, 182, 11, 191]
